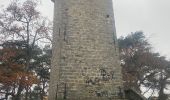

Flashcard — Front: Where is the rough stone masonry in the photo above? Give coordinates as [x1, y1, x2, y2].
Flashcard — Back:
[49, 0, 124, 100]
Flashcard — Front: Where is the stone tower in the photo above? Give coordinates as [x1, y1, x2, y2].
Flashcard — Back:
[49, 0, 123, 100]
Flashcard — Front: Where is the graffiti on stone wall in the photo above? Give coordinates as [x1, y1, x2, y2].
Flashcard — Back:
[82, 67, 115, 86]
[99, 68, 115, 81]
[80, 66, 119, 98]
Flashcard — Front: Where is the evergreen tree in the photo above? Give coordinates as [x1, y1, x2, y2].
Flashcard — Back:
[118, 31, 170, 99]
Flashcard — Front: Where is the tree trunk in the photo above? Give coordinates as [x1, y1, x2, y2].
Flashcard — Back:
[13, 84, 23, 100]
[158, 72, 167, 100]
[25, 86, 28, 100]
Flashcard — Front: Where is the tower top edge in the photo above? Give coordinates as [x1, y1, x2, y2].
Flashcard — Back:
[51, 0, 54, 3]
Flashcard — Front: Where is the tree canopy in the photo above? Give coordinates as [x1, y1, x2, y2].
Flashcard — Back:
[118, 31, 170, 100]
[0, 0, 52, 100]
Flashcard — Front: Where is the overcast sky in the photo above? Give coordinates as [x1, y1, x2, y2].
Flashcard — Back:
[0, 0, 170, 59]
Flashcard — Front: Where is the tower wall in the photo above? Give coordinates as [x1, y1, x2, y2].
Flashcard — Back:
[49, 0, 123, 99]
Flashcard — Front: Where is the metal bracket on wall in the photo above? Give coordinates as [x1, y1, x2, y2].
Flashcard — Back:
[55, 83, 67, 100]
